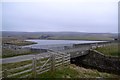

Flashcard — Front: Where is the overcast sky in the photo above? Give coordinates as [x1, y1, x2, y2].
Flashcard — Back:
[1, 0, 119, 33]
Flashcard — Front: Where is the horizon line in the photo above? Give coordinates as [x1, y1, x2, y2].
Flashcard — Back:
[1, 30, 118, 34]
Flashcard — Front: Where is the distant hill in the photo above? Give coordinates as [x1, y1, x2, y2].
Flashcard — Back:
[2, 31, 118, 41]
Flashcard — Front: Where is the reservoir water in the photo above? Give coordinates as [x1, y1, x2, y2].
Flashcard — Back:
[23, 40, 106, 51]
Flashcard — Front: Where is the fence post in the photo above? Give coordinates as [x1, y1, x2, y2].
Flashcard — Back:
[68, 53, 70, 66]
[62, 53, 65, 68]
[3, 69, 7, 78]
[32, 57, 36, 78]
[50, 53, 55, 72]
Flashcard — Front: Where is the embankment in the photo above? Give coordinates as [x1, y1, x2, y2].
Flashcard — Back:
[71, 50, 120, 75]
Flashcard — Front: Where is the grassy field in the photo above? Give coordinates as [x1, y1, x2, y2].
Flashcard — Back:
[2, 49, 36, 58]
[2, 37, 38, 58]
[7, 40, 37, 46]
[2, 60, 32, 70]
[2, 31, 116, 41]
[2, 37, 37, 46]
[3, 40, 37, 46]
[48, 36, 113, 41]
[2, 60, 120, 78]
[38, 64, 120, 78]
[96, 43, 120, 57]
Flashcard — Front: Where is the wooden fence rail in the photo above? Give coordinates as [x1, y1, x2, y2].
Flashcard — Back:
[2, 52, 70, 78]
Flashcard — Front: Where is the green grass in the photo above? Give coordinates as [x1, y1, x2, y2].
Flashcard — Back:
[70, 64, 119, 78]
[2, 58, 49, 78]
[2, 60, 120, 78]
[38, 64, 119, 78]
[2, 37, 38, 58]
[96, 43, 120, 57]
[2, 60, 32, 78]
[2, 49, 37, 58]
[3, 37, 37, 46]
[4, 40, 37, 46]
[12, 41, 37, 46]
[48, 36, 113, 41]
[2, 57, 50, 70]
[37, 66, 78, 78]
[2, 60, 32, 70]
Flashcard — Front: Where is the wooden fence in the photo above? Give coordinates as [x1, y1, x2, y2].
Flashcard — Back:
[2, 52, 70, 78]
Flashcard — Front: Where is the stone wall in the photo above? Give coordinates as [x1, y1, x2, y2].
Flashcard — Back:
[73, 41, 112, 49]
[71, 50, 120, 75]
[30, 48, 47, 53]
[70, 50, 89, 58]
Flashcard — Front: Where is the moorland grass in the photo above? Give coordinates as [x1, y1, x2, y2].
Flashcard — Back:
[96, 43, 120, 57]
[2, 61, 120, 78]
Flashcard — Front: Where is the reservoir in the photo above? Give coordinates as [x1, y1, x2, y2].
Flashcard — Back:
[23, 40, 107, 51]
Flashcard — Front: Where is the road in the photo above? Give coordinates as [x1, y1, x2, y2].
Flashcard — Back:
[2, 41, 111, 64]
[2, 47, 91, 64]
[2, 52, 52, 64]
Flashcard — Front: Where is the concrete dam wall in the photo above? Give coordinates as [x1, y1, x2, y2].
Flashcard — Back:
[71, 50, 120, 75]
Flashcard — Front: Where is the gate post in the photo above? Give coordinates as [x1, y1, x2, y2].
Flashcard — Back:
[32, 57, 36, 78]
[50, 53, 55, 72]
